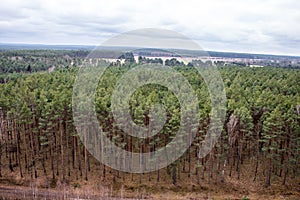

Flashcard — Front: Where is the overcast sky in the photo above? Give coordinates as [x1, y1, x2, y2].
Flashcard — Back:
[1, 0, 299, 56]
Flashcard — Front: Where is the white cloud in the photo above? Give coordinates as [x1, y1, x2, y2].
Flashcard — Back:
[0, 0, 299, 55]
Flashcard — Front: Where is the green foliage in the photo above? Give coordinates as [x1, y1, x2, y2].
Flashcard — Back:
[0, 51, 299, 188]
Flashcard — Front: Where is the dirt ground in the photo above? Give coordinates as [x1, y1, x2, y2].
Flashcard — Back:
[0, 159, 299, 200]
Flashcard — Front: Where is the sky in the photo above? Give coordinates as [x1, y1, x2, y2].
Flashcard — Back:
[0, 0, 300, 56]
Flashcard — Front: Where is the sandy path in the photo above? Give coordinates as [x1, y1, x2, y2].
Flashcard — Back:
[0, 186, 136, 200]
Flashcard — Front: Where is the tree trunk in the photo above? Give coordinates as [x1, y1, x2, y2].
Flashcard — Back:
[50, 139, 55, 180]
[29, 119, 37, 178]
[16, 129, 23, 178]
[266, 157, 272, 187]
[60, 119, 65, 182]
[221, 159, 226, 183]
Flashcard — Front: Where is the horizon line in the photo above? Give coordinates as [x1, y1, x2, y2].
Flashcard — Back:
[0, 42, 299, 58]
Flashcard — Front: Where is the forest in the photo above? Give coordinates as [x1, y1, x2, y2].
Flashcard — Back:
[0, 50, 299, 199]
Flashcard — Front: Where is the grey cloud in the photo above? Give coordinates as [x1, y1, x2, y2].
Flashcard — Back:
[0, 0, 299, 55]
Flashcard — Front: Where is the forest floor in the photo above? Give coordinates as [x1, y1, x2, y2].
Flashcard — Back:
[0, 155, 299, 199]
[0, 166, 299, 200]
[0, 182, 299, 200]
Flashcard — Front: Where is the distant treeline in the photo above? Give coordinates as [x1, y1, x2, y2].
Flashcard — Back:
[0, 50, 299, 79]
